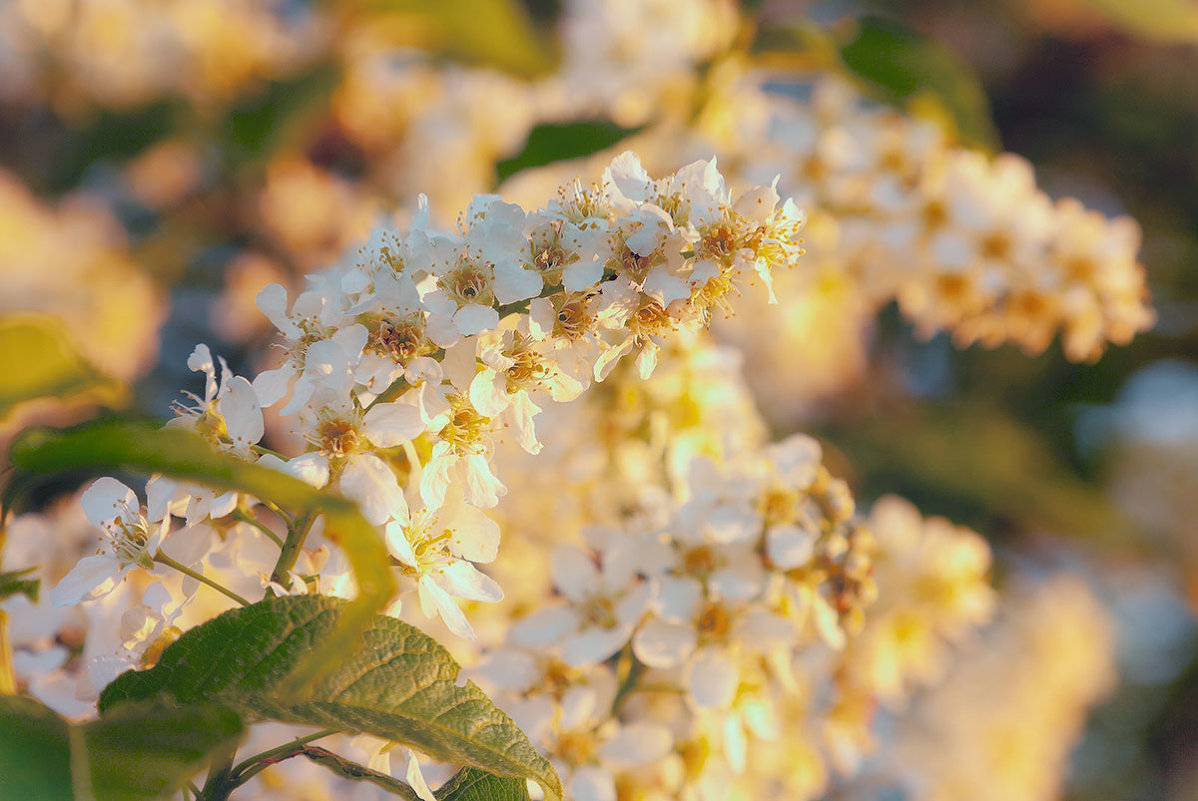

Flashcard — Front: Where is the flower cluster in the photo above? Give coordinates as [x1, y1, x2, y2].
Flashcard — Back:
[473, 434, 876, 801]
[45, 153, 804, 646]
[702, 74, 1154, 372]
[844, 574, 1116, 801]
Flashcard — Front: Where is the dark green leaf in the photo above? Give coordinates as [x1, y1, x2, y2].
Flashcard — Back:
[496, 120, 642, 185]
[220, 65, 341, 166]
[437, 767, 531, 801]
[5, 419, 396, 692]
[0, 695, 243, 801]
[49, 102, 179, 192]
[0, 317, 124, 420]
[0, 695, 71, 800]
[98, 594, 562, 801]
[0, 567, 40, 603]
[838, 16, 999, 150]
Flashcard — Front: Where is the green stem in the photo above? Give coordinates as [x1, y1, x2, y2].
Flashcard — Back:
[153, 552, 251, 607]
[250, 443, 288, 460]
[268, 510, 319, 588]
[260, 499, 295, 526]
[364, 376, 410, 412]
[611, 644, 646, 715]
[230, 508, 284, 548]
[199, 742, 238, 801]
[225, 729, 339, 791]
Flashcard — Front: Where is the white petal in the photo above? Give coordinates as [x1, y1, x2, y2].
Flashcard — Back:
[723, 716, 747, 774]
[384, 521, 418, 568]
[49, 556, 120, 606]
[406, 752, 436, 801]
[709, 560, 763, 600]
[419, 449, 454, 509]
[331, 323, 369, 359]
[161, 524, 213, 566]
[633, 619, 697, 668]
[187, 344, 218, 402]
[445, 504, 500, 564]
[469, 369, 510, 418]
[550, 545, 600, 603]
[256, 283, 298, 337]
[432, 561, 503, 603]
[474, 649, 540, 693]
[509, 606, 580, 647]
[686, 649, 739, 709]
[765, 523, 815, 570]
[285, 452, 331, 488]
[340, 454, 407, 525]
[222, 377, 264, 449]
[562, 257, 603, 292]
[656, 576, 702, 622]
[363, 401, 425, 447]
[145, 475, 181, 522]
[592, 338, 635, 382]
[736, 609, 796, 651]
[598, 723, 673, 767]
[453, 304, 500, 336]
[82, 477, 138, 529]
[569, 766, 616, 801]
[492, 260, 543, 305]
[562, 627, 629, 668]
[251, 366, 294, 408]
[419, 577, 474, 639]
[462, 454, 506, 508]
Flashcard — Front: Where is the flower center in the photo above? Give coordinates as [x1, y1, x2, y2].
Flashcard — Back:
[439, 395, 491, 454]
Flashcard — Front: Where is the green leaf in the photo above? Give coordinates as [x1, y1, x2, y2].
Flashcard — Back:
[1082, 0, 1198, 43]
[97, 594, 562, 801]
[0, 316, 124, 420]
[437, 767, 531, 801]
[0, 695, 243, 801]
[5, 419, 396, 692]
[838, 16, 999, 151]
[496, 120, 642, 185]
[360, 0, 556, 79]
[0, 567, 40, 603]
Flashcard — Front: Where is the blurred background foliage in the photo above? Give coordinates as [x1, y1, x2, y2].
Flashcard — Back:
[0, 0, 1195, 799]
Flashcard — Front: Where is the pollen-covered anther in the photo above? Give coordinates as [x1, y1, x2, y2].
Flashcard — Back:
[630, 299, 673, 340]
[696, 600, 732, 641]
[370, 315, 430, 364]
[441, 258, 494, 307]
[506, 335, 549, 389]
[556, 729, 599, 767]
[682, 544, 717, 576]
[316, 417, 361, 457]
[552, 293, 596, 340]
[697, 221, 740, 265]
[759, 485, 800, 528]
[581, 595, 618, 629]
[439, 395, 491, 454]
[690, 273, 739, 316]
